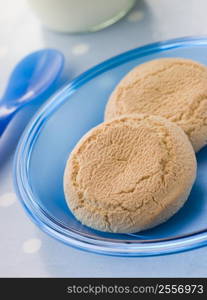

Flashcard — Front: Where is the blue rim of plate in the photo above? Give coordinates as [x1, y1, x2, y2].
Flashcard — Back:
[14, 36, 207, 257]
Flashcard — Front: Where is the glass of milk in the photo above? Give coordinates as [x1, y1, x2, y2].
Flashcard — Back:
[27, 0, 136, 33]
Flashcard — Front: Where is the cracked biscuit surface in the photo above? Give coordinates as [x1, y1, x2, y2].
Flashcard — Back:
[105, 58, 207, 152]
[64, 115, 196, 233]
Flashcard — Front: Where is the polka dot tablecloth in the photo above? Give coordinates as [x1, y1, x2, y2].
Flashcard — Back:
[1, 0, 207, 278]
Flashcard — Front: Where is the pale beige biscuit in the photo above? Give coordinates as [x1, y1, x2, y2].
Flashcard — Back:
[64, 114, 196, 233]
[105, 58, 207, 152]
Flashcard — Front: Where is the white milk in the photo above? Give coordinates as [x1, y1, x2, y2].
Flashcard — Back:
[27, 0, 136, 33]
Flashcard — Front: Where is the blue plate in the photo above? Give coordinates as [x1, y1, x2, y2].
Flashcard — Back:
[14, 36, 207, 256]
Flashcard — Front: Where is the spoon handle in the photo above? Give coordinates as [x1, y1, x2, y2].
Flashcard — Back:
[0, 107, 16, 138]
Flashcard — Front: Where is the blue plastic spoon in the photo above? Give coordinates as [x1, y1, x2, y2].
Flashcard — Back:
[0, 49, 64, 138]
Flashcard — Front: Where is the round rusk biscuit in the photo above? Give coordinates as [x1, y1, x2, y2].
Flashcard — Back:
[64, 114, 196, 233]
[105, 58, 207, 152]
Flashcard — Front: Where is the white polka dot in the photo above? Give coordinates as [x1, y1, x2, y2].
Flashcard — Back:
[0, 46, 8, 58]
[72, 43, 89, 55]
[127, 10, 144, 22]
[0, 193, 16, 207]
[22, 238, 42, 254]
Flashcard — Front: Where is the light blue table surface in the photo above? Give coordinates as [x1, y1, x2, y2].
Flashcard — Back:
[1, 0, 207, 277]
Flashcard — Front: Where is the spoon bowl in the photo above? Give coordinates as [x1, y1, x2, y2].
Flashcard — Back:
[0, 49, 64, 138]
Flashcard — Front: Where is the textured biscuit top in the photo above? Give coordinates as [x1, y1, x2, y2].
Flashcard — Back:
[64, 115, 196, 233]
[105, 58, 207, 152]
